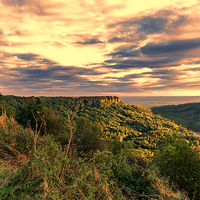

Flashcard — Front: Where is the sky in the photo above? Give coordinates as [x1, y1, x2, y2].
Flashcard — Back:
[1, 0, 200, 97]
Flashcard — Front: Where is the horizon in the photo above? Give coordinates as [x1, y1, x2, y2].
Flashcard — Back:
[1, 0, 200, 96]
[3, 94, 200, 98]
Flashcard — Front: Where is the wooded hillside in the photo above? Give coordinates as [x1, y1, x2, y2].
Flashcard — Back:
[152, 102, 200, 133]
[2, 95, 200, 151]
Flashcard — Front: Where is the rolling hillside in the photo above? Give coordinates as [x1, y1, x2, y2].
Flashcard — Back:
[2, 95, 199, 150]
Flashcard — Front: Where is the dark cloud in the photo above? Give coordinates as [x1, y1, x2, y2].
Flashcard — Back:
[3, 59, 105, 84]
[107, 33, 146, 43]
[107, 8, 188, 45]
[76, 38, 104, 45]
[15, 53, 38, 61]
[104, 57, 180, 69]
[136, 17, 168, 34]
[165, 15, 186, 32]
[140, 38, 200, 56]
[108, 16, 169, 35]
[38, 59, 57, 65]
[104, 36, 200, 71]
[108, 37, 125, 43]
[4, 53, 56, 64]
[107, 50, 140, 58]
[0, 62, 108, 95]
[106, 45, 140, 58]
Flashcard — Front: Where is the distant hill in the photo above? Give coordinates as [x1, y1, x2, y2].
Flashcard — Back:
[2, 95, 200, 150]
[152, 102, 200, 133]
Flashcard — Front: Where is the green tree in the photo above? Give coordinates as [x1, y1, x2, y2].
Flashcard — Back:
[73, 117, 103, 153]
[17, 97, 64, 136]
[111, 139, 122, 155]
[0, 93, 15, 117]
[154, 138, 200, 199]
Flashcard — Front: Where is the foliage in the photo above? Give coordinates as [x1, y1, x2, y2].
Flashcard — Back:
[0, 111, 190, 199]
[0, 94, 15, 118]
[3, 95, 200, 151]
[17, 97, 65, 137]
[111, 139, 122, 155]
[152, 102, 200, 132]
[154, 137, 200, 199]
[73, 117, 103, 153]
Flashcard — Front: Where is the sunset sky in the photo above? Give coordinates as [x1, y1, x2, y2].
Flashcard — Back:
[1, 0, 200, 97]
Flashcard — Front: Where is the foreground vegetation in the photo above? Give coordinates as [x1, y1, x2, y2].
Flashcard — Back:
[0, 95, 200, 199]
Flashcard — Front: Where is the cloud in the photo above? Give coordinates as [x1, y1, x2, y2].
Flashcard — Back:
[14, 53, 38, 61]
[108, 37, 125, 43]
[106, 45, 139, 58]
[0, 29, 3, 36]
[42, 41, 66, 48]
[106, 8, 188, 47]
[7, 30, 27, 37]
[1, 1, 200, 96]
[1, 0, 64, 16]
[0, 40, 9, 46]
[104, 37, 200, 72]
[1, 0, 27, 6]
[75, 38, 104, 45]
[136, 17, 168, 34]
[0, 67, 106, 96]
[108, 14, 170, 35]
[140, 38, 200, 56]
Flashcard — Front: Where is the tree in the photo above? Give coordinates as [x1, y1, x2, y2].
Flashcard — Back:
[154, 137, 200, 199]
[73, 117, 103, 153]
[17, 97, 65, 136]
[0, 93, 15, 117]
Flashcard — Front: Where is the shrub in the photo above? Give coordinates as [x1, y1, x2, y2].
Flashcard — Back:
[73, 117, 103, 153]
[154, 137, 200, 199]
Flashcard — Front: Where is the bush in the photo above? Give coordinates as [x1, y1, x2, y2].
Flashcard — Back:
[154, 138, 200, 199]
[17, 97, 65, 137]
[73, 117, 103, 153]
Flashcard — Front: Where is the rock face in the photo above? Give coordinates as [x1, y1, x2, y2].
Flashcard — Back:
[61, 96, 120, 103]
[92, 96, 120, 102]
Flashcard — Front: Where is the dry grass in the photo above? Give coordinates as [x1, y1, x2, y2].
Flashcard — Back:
[153, 179, 189, 200]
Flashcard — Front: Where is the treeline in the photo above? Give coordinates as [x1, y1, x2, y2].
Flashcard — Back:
[152, 102, 200, 133]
